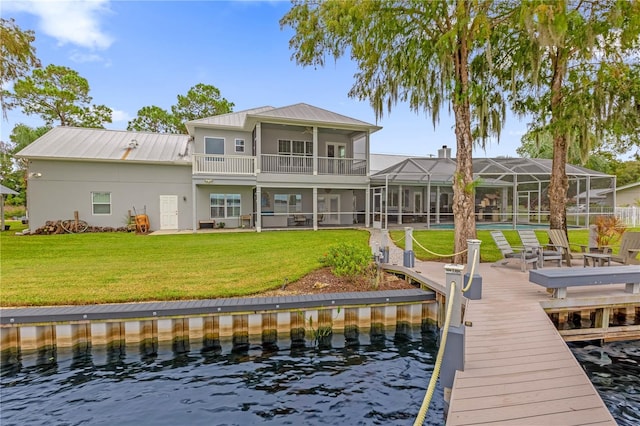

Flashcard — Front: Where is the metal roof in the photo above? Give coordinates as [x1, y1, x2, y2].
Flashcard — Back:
[185, 103, 381, 134]
[0, 184, 19, 195]
[15, 127, 192, 164]
[371, 157, 613, 185]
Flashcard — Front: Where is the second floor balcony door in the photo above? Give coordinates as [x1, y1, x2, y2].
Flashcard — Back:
[327, 143, 346, 174]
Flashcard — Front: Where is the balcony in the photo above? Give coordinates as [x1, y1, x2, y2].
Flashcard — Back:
[193, 154, 367, 177]
[193, 154, 256, 175]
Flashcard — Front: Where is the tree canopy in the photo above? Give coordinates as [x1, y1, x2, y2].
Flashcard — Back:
[500, 1, 640, 230]
[3, 64, 112, 128]
[127, 83, 234, 134]
[282, 0, 511, 262]
[0, 18, 40, 118]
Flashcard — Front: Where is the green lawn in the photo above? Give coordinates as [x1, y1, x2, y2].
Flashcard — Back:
[1, 223, 369, 307]
[2, 221, 636, 307]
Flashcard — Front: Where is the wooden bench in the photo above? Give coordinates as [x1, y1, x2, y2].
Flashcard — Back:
[198, 220, 215, 229]
[529, 265, 640, 299]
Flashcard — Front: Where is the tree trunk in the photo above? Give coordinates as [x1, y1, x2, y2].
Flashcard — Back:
[549, 48, 569, 232]
[451, 24, 476, 265]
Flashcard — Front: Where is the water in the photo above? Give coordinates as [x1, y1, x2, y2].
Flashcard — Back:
[569, 340, 640, 426]
[0, 328, 444, 425]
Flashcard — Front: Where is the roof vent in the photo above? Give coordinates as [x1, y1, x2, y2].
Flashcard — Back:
[438, 145, 451, 158]
[129, 139, 138, 149]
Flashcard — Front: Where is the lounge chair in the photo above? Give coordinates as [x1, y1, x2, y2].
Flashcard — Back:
[517, 230, 563, 268]
[609, 231, 640, 265]
[490, 230, 538, 272]
[547, 229, 586, 267]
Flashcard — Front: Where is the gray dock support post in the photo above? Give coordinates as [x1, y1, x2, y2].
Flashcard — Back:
[380, 229, 390, 264]
[403, 227, 414, 268]
[463, 239, 482, 300]
[442, 264, 465, 415]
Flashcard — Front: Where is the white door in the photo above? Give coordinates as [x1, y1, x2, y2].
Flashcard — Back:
[159, 195, 178, 230]
[318, 194, 341, 225]
[373, 190, 382, 229]
[326, 143, 346, 174]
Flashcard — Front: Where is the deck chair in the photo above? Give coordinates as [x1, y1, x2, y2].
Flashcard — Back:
[490, 231, 538, 272]
[517, 230, 562, 268]
[547, 229, 585, 267]
[610, 231, 640, 265]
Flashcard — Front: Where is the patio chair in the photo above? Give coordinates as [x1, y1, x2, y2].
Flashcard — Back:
[547, 229, 585, 267]
[517, 230, 562, 268]
[490, 231, 538, 272]
[610, 231, 640, 265]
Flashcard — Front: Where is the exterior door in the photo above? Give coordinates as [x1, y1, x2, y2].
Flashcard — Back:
[318, 194, 341, 225]
[159, 195, 178, 230]
[326, 143, 346, 174]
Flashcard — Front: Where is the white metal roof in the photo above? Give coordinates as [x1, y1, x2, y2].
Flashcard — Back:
[185, 103, 381, 134]
[16, 127, 192, 164]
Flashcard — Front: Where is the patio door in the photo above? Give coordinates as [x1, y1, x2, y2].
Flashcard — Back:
[159, 195, 178, 230]
[373, 188, 383, 229]
[318, 194, 341, 225]
[326, 143, 346, 174]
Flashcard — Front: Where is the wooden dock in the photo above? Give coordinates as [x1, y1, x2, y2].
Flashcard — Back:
[409, 260, 627, 425]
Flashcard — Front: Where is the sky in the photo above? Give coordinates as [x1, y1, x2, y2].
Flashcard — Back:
[2, 0, 530, 158]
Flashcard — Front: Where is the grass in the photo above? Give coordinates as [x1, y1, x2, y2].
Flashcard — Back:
[3, 220, 636, 307]
[390, 228, 639, 263]
[1, 222, 369, 307]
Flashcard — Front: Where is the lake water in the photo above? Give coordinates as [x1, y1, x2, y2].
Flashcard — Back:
[0, 327, 445, 425]
[569, 340, 640, 426]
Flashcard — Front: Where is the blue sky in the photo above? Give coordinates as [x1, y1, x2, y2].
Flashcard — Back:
[2, 0, 529, 158]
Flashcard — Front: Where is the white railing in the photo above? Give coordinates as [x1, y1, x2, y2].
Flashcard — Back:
[261, 154, 313, 174]
[318, 157, 367, 176]
[193, 154, 255, 175]
[616, 206, 640, 227]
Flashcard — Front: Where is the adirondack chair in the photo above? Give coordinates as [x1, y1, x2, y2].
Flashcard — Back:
[547, 229, 585, 267]
[517, 230, 563, 268]
[490, 231, 538, 272]
[610, 231, 640, 265]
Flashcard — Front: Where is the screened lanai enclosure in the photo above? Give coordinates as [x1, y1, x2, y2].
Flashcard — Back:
[370, 155, 616, 230]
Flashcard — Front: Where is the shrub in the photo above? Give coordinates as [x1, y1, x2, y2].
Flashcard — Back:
[320, 242, 372, 281]
[593, 215, 626, 248]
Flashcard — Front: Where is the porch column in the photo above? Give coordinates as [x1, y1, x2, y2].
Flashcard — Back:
[365, 184, 370, 227]
[365, 131, 370, 176]
[313, 187, 318, 231]
[192, 181, 197, 232]
[427, 178, 431, 229]
[256, 186, 262, 232]
[313, 127, 318, 176]
[255, 122, 262, 174]
[436, 186, 441, 224]
[398, 184, 403, 225]
[512, 175, 518, 229]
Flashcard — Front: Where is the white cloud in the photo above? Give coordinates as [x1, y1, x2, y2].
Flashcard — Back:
[4, 0, 113, 50]
[111, 109, 132, 123]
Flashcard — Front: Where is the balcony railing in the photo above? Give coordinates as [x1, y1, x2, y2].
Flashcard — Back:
[193, 154, 256, 175]
[318, 157, 367, 176]
[261, 154, 313, 174]
[193, 153, 367, 176]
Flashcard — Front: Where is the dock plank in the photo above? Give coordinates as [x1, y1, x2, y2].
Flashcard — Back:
[408, 260, 618, 426]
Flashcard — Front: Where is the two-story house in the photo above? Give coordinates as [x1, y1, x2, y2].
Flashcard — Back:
[16, 103, 381, 232]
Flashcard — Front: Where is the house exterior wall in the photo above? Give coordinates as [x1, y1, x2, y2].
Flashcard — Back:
[26, 160, 192, 230]
[260, 126, 353, 157]
[191, 128, 254, 156]
[616, 186, 640, 206]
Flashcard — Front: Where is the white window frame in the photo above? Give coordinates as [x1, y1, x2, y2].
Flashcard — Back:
[91, 192, 111, 215]
[235, 138, 245, 153]
[278, 139, 312, 156]
[274, 193, 302, 214]
[204, 137, 225, 155]
[210, 193, 241, 219]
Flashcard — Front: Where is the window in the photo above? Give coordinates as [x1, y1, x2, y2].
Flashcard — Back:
[274, 193, 302, 214]
[210, 194, 241, 219]
[388, 189, 398, 208]
[235, 139, 245, 153]
[278, 139, 312, 156]
[92, 192, 111, 215]
[205, 137, 224, 155]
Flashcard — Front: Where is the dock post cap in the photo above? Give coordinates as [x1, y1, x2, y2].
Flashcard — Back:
[444, 264, 465, 272]
[466, 239, 482, 244]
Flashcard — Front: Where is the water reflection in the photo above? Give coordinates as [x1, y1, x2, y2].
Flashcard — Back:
[570, 340, 640, 426]
[1, 327, 444, 425]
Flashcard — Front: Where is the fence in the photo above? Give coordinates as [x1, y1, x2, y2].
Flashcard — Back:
[616, 206, 640, 227]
